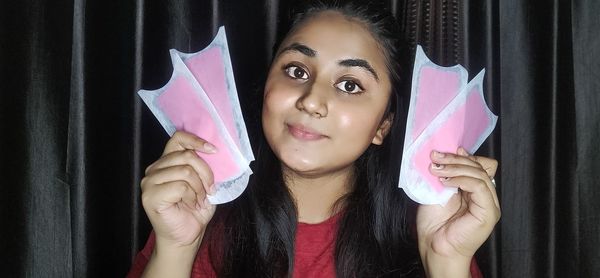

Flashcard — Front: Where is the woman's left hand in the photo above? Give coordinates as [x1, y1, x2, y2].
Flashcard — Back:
[416, 147, 500, 277]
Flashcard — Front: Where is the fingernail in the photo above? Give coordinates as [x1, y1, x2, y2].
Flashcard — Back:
[209, 184, 217, 195]
[203, 142, 217, 153]
[431, 163, 444, 170]
[433, 150, 445, 158]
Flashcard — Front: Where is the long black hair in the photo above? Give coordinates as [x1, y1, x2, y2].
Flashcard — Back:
[205, 1, 422, 277]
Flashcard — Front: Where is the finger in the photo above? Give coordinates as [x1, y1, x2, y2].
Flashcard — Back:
[469, 156, 498, 178]
[141, 165, 207, 200]
[457, 147, 498, 178]
[142, 180, 198, 213]
[431, 150, 482, 169]
[194, 196, 217, 217]
[445, 175, 500, 209]
[430, 163, 488, 181]
[440, 176, 500, 218]
[430, 163, 500, 208]
[145, 150, 215, 194]
[163, 131, 217, 156]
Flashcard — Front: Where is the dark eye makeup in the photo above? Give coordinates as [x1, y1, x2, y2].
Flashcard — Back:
[335, 79, 364, 94]
[283, 64, 309, 80]
[281, 62, 366, 95]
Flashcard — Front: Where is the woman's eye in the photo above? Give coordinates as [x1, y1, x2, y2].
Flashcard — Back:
[284, 66, 309, 80]
[335, 80, 363, 94]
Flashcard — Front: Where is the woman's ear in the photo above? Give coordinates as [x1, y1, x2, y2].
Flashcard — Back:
[372, 114, 393, 145]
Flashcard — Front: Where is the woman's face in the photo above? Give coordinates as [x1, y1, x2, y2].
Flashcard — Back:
[262, 11, 392, 178]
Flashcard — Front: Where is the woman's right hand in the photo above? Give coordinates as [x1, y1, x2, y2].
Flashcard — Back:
[141, 131, 217, 250]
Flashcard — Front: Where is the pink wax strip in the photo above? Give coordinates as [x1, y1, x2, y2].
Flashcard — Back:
[412, 66, 462, 140]
[182, 47, 241, 149]
[399, 45, 497, 205]
[157, 76, 240, 183]
[412, 87, 493, 192]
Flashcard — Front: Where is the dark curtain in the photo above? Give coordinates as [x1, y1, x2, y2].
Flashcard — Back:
[1, 0, 598, 277]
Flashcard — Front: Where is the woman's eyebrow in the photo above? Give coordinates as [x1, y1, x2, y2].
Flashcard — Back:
[338, 59, 379, 81]
[278, 43, 317, 57]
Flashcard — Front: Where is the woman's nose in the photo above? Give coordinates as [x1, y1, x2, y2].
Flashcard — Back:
[295, 81, 329, 118]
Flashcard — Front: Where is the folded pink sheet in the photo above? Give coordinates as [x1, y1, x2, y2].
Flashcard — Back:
[399, 46, 497, 205]
[138, 27, 253, 204]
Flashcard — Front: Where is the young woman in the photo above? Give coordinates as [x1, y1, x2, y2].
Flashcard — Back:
[129, 1, 500, 277]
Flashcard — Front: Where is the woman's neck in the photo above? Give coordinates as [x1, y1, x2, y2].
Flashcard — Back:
[283, 165, 354, 224]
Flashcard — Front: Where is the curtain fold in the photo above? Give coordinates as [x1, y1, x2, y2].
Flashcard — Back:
[571, 0, 600, 276]
[67, 0, 87, 276]
[0, 0, 598, 277]
[129, 0, 145, 261]
[498, 0, 581, 276]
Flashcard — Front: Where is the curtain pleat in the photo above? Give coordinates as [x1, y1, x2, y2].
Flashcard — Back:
[1, 0, 598, 277]
[572, 0, 600, 276]
[264, 0, 279, 62]
[498, 0, 581, 277]
[67, 0, 87, 277]
[547, 2, 578, 276]
[130, 0, 145, 261]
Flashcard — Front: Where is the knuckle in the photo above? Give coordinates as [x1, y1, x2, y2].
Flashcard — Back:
[178, 181, 190, 191]
[476, 218, 488, 229]
[496, 209, 502, 222]
[170, 180, 189, 194]
[174, 165, 186, 175]
[166, 131, 186, 148]
[471, 155, 484, 166]
[198, 164, 214, 184]
[144, 164, 154, 175]
[481, 157, 497, 168]
[478, 171, 490, 182]
[491, 159, 499, 169]
[172, 130, 184, 139]
[167, 136, 179, 146]
[445, 153, 458, 161]
[179, 165, 195, 177]
[494, 210, 501, 221]
[140, 177, 150, 189]
[196, 159, 212, 178]
[479, 179, 488, 188]
[184, 149, 198, 159]
[141, 191, 152, 207]
[475, 180, 488, 192]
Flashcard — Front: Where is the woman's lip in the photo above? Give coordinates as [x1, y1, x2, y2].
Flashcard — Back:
[287, 124, 326, 140]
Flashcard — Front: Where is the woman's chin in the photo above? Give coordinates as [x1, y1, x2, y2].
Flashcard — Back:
[280, 156, 321, 176]
[277, 149, 334, 176]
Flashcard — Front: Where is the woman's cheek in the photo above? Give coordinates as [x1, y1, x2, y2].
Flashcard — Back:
[338, 108, 372, 131]
[338, 113, 353, 130]
[264, 82, 301, 111]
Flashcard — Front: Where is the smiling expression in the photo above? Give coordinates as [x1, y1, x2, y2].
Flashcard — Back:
[262, 11, 393, 178]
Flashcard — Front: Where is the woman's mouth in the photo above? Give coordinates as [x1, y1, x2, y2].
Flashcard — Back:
[287, 124, 326, 140]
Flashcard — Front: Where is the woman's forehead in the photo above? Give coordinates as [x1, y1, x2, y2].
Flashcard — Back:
[280, 11, 387, 66]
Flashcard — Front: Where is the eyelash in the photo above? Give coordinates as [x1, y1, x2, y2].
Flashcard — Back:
[335, 79, 364, 95]
[283, 64, 309, 80]
[282, 63, 365, 95]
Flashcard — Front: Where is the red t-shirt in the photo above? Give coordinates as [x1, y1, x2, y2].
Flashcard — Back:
[127, 214, 482, 277]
